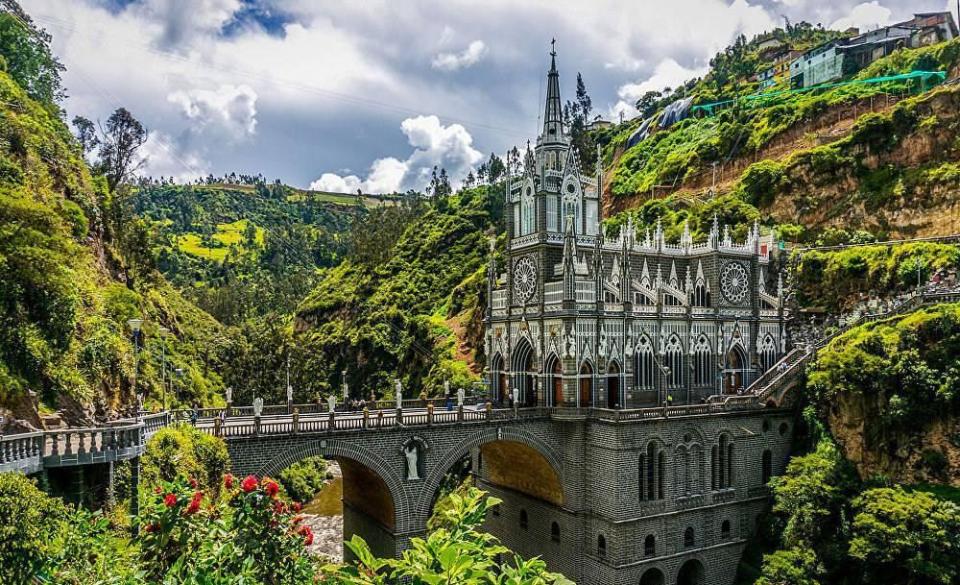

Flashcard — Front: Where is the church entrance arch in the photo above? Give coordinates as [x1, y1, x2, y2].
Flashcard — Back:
[491, 354, 506, 405]
[724, 345, 747, 394]
[579, 362, 593, 407]
[607, 361, 621, 409]
[547, 355, 563, 407]
[512, 338, 537, 407]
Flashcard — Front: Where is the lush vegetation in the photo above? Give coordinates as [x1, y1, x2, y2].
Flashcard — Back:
[277, 455, 330, 503]
[134, 181, 368, 324]
[0, 471, 570, 584]
[809, 303, 960, 456]
[141, 424, 231, 494]
[292, 186, 502, 399]
[321, 487, 572, 585]
[754, 422, 960, 585]
[607, 32, 960, 199]
[794, 243, 960, 310]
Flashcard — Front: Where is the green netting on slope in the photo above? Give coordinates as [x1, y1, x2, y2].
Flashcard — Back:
[692, 70, 947, 115]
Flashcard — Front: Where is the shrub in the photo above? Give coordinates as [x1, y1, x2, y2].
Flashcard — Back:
[738, 159, 785, 207]
[277, 456, 329, 503]
[141, 424, 230, 494]
[0, 473, 65, 585]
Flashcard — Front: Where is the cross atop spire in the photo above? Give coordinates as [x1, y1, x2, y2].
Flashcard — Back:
[541, 39, 564, 144]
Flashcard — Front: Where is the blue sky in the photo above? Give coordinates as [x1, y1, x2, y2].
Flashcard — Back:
[21, 0, 957, 192]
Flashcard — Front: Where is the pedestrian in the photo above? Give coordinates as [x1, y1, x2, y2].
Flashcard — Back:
[190, 403, 199, 427]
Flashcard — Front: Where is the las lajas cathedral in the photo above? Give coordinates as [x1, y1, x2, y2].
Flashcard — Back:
[484, 48, 789, 411]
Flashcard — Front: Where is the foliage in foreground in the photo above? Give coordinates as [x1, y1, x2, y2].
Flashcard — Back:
[755, 419, 960, 585]
[141, 424, 230, 496]
[321, 487, 573, 585]
[277, 455, 330, 503]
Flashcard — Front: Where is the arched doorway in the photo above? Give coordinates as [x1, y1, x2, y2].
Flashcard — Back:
[676, 559, 705, 585]
[547, 355, 563, 407]
[640, 567, 665, 585]
[579, 362, 593, 407]
[607, 362, 620, 409]
[724, 345, 747, 394]
[512, 339, 536, 407]
[491, 354, 506, 405]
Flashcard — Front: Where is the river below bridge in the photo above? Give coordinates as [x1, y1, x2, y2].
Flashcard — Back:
[301, 462, 344, 562]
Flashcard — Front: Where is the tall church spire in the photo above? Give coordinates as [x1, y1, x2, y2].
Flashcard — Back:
[542, 39, 564, 143]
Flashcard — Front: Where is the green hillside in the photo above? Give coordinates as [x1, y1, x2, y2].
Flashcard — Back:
[0, 56, 224, 417]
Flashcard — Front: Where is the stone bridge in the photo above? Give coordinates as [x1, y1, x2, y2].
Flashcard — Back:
[214, 406, 569, 557]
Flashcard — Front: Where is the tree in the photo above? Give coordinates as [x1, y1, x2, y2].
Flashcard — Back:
[575, 72, 591, 121]
[487, 153, 505, 183]
[71, 115, 97, 155]
[322, 487, 573, 584]
[97, 107, 148, 191]
[0, 2, 65, 105]
[634, 90, 663, 119]
[0, 473, 65, 585]
[849, 487, 960, 584]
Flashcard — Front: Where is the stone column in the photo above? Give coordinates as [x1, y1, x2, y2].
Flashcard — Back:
[129, 455, 141, 535]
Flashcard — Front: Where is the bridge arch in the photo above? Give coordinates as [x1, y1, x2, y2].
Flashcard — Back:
[255, 438, 413, 536]
[414, 425, 566, 519]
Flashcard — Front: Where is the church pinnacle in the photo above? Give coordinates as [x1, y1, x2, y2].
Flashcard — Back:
[542, 39, 564, 144]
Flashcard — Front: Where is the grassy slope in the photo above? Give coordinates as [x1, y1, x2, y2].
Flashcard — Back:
[293, 188, 498, 398]
[604, 38, 960, 241]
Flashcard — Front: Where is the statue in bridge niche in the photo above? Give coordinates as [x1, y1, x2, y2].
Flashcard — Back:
[327, 394, 336, 413]
[252, 397, 263, 417]
[225, 386, 232, 405]
[457, 387, 465, 407]
[401, 439, 424, 481]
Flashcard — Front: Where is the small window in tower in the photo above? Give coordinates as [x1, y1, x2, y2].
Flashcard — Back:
[597, 534, 606, 558]
[519, 509, 528, 530]
[551, 522, 560, 543]
[549, 127, 556, 135]
[566, 183, 575, 194]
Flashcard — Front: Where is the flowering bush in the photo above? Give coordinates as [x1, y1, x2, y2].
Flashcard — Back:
[139, 474, 316, 584]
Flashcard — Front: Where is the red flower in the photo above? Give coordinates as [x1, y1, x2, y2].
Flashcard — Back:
[154, 486, 162, 494]
[298, 525, 314, 546]
[292, 502, 302, 512]
[273, 499, 285, 514]
[163, 493, 177, 508]
[144, 523, 159, 533]
[185, 491, 203, 515]
[188, 477, 199, 489]
[223, 473, 234, 489]
[241, 475, 258, 493]
[292, 515, 304, 525]
[264, 479, 280, 498]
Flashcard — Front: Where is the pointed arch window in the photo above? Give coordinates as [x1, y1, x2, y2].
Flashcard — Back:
[693, 335, 712, 386]
[521, 189, 535, 235]
[665, 336, 684, 388]
[634, 337, 655, 389]
[760, 335, 778, 373]
[712, 433, 734, 490]
[693, 279, 710, 307]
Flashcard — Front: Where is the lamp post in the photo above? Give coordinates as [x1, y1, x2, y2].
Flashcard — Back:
[158, 326, 170, 412]
[127, 319, 143, 413]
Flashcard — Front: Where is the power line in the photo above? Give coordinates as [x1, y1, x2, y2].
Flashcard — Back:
[31, 14, 534, 142]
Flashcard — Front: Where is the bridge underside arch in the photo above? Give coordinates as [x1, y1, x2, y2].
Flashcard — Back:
[416, 426, 565, 518]
[255, 439, 406, 559]
[480, 440, 563, 505]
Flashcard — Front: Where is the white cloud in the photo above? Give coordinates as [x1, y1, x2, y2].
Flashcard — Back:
[431, 40, 488, 72]
[134, 0, 241, 48]
[310, 172, 361, 193]
[830, 2, 893, 32]
[167, 84, 258, 140]
[311, 115, 483, 194]
[611, 58, 708, 120]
